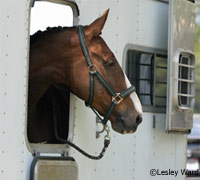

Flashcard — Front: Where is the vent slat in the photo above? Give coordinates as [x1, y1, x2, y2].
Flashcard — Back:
[178, 63, 195, 69]
[178, 79, 195, 83]
[178, 93, 195, 98]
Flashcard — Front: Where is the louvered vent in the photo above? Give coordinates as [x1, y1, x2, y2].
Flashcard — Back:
[178, 54, 195, 108]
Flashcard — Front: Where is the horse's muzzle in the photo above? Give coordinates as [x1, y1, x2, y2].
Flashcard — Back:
[111, 113, 142, 134]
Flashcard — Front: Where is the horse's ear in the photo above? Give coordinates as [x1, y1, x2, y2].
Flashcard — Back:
[85, 9, 109, 40]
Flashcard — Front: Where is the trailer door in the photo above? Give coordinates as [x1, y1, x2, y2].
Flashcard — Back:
[166, 0, 195, 133]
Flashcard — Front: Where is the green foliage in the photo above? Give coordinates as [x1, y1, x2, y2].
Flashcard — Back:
[195, 1, 200, 113]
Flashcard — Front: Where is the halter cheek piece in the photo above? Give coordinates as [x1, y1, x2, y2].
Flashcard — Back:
[77, 25, 136, 125]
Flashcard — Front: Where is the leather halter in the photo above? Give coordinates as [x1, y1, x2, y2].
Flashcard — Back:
[77, 25, 136, 125]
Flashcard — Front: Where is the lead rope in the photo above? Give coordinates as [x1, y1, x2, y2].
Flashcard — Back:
[51, 89, 111, 160]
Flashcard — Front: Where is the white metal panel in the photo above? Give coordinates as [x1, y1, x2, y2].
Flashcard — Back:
[0, 0, 32, 179]
[137, 0, 168, 50]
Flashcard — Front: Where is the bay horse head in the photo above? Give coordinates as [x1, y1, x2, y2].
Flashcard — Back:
[29, 10, 143, 142]
[69, 9, 143, 133]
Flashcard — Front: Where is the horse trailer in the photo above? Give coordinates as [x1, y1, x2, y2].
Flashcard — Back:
[0, 0, 195, 179]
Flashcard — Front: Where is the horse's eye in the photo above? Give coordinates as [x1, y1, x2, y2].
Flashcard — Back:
[106, 58, 115, 66]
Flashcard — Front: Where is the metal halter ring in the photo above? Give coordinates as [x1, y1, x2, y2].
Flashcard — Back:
[88, 64, 97, 74]
[112, 93, 124, 105]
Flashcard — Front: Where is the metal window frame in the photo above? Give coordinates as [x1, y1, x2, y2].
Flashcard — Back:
[123, 44, 167, 113]
[26, 0, 79, 154]
[31, 0, 79, 16]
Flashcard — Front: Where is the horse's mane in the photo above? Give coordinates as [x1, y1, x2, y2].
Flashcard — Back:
[30, 26, 68, 44]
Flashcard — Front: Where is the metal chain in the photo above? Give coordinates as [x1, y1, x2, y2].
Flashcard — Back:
[54, 123, 111, 160]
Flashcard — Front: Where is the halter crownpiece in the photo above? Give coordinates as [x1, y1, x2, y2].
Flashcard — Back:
[77, 25, 136, 125]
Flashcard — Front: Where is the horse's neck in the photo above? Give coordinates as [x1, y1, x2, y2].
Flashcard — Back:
[28, 31, 73, 112]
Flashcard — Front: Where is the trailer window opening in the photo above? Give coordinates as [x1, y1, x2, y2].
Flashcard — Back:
[126, 49, 167, 112]
[28, 1, 73, 145]
[30, 1, 73, 35]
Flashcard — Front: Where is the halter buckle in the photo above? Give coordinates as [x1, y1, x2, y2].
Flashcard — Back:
[112, 93, 123, 105]
[88, 64, 97, 74]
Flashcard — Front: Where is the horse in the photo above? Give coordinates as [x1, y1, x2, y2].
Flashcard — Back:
[28, 9, 143, 143]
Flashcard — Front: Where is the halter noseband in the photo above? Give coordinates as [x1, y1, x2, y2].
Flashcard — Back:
[77, 25, 136, 125]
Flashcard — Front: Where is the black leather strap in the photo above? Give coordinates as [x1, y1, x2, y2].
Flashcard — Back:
[77, 25, 136, 125]
[78, 25, 93, 67]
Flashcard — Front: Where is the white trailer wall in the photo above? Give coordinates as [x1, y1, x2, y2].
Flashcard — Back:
[0, 0, 32, 179]
[70, 0, 187, 180]
[0, 0, 188, 180]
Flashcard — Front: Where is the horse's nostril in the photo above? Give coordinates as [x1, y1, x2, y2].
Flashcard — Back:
[136, 115, 142, 125]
